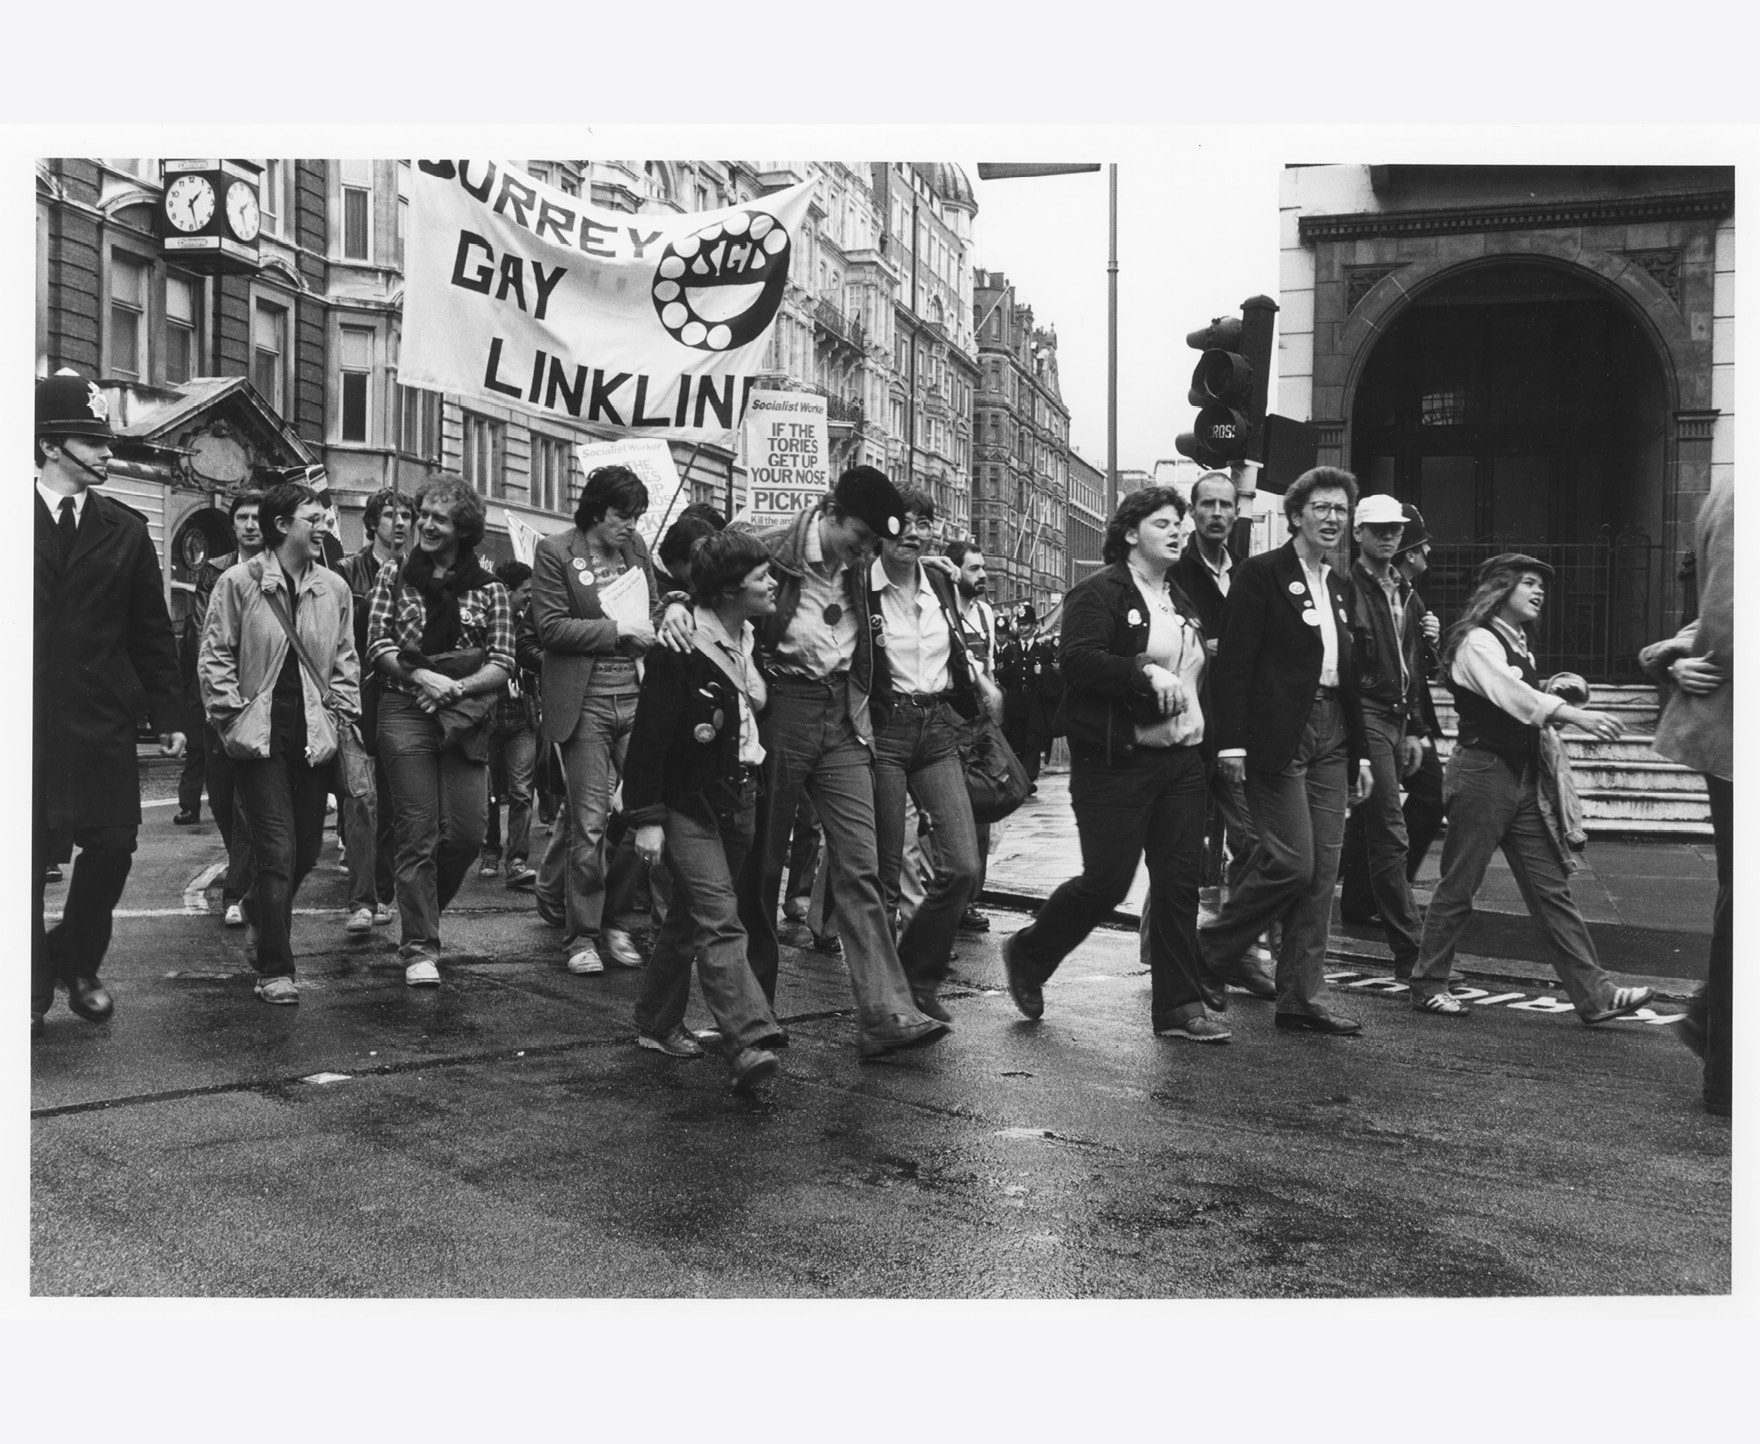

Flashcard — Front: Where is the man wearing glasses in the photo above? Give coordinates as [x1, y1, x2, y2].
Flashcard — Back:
[668, 467, 950, 1058]
[1200, 467, 1372, 1036]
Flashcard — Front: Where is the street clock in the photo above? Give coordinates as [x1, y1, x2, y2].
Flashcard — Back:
[157, 160, 263, 273]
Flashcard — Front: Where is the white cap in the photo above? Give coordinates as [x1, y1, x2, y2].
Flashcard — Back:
[1354, 494, 1407, 526]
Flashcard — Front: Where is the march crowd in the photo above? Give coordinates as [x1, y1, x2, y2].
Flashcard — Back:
[31, 368, 1732, 1114]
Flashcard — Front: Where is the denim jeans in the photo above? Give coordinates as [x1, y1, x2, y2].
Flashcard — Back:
[737, 683, 932, 1043]
[233, 751, 331, 977]
[1351, 706, 1424, 973]
[1199, 695, 1349, 1018]
[1012, 743, 1210, 1027]
[1410, 746, 1619, 1015]
[204, 723, 256, 906]
[378, 688, 489, 961]
[873, 700, 982, 989]
[341, 756, 395, 912]
[559, 691, 638, 953]
[32, 775, 136, 1013]
[635, 781, 778, 1052]
[484, 715, 537, 865]
[1208, 766, 1258, 897]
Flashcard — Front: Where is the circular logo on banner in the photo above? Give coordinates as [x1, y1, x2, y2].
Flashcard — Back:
[652, 208, 791, 352]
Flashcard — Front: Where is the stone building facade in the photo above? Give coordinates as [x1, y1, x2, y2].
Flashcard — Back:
[971, 269, 1072, 613]
[1066, 449, 1107, 590]
[1277, 163, 1734, 679]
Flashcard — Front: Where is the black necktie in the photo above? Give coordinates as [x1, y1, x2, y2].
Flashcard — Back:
[57, 496, 77, 560]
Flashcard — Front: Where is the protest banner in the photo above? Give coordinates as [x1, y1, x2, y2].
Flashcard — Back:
[504, 512, 549, 567]
[400, 162, 813, 444]
[740, 389, 830, 527]
[575, 437, 687, 552]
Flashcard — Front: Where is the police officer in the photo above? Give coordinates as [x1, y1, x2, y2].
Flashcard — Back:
[33, 370, 185, 1038]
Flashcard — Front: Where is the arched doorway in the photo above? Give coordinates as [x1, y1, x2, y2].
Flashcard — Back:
[1349, 260, 1671, 680]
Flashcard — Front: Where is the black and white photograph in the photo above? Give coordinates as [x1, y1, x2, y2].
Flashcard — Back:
[10, 78, 1749, 1444]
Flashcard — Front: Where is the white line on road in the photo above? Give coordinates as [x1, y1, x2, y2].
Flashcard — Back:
[182, 862, 226, 912]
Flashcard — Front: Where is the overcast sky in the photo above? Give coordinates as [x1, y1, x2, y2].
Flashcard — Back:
[964, 137, 1284, 476]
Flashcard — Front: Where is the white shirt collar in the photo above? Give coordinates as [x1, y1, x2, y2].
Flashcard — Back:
[869, 556, 932, 598]
[38, 481, 87, 520]
[694, 603, 750, 657]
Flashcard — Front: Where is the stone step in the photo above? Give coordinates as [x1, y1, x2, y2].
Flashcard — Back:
[1569, 762, 1707, 793]
[1581, 817, 1714, 839]
[1572, 789, 1712, 821]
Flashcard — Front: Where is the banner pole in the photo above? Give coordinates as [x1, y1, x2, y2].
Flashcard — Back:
[652, 438, 704, 540]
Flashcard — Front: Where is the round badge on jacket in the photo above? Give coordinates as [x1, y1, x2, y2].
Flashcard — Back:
[1289, 582, 1305, 594]
[1303, 612, 1321, 626]
[692, 723, 717, 743]
[573, 557, 588, 571]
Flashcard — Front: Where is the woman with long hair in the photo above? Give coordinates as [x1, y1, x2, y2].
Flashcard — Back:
[624, 530, 784, 1092]
[199, 481, 359, 1004]
[1407, 554, 1655, 1023]
[1000, 486, 1226, 1041]
[366, 475, 514, 987]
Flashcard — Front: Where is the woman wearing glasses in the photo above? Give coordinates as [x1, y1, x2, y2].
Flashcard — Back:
[1198, 467, 1372, 1036]
[1000, 486, 1223, 1041]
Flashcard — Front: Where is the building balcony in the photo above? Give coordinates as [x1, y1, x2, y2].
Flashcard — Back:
[813, 297, 865, 352]
[826, 394, 865, 430]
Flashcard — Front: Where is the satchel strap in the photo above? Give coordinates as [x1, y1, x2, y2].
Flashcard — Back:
[249, 557, 334, 707]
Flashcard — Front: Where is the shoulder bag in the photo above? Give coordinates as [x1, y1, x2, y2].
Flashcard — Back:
[256, 567, 373, 798]
[931, 583, 1031, 824]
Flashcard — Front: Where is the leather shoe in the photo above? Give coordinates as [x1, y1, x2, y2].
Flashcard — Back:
[1274, 1010, 1361, 1036]
[1002, 933, 1043, 1021]
[913, 988, 953, 1024]
[858, 1017, 951, 1059]
[957, 907, 991, 933]
[65, 975, 114, 1023]
[172, 809, 201, 826]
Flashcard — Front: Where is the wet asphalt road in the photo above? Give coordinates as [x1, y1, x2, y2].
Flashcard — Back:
[31, 814, 1728, 1298]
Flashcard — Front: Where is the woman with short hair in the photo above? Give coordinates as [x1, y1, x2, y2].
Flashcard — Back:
[1001, 486, 1225, 1041]
[531, 465, 659, 977]
[198, 482, 358, 1004]
[366, 475, 514, 986]
[625, 529, 784, 1092]
[1407, 555, 1655, 1023]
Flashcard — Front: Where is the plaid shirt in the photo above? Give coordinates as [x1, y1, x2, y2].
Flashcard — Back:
[365, 563, 516, 696]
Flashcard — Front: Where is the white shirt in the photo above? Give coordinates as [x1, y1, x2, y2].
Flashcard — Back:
[1196, 541, 1233, 598]
[774, 515, 859, 679]
[956, 594, 996, 678]
[1300, 551, 1341, 688]
[694, 605, 767, 768]
[1130, 577, 1205, 749]
[1451, 618, 1564, 727]
[871, 556, 953, 695]
[38, 481, 87, 523]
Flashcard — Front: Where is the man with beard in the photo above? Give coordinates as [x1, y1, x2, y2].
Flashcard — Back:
[33, 370, 185, 1037]
[946, 538, 1000, 931]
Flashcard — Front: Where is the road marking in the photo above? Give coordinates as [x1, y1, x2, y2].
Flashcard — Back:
[301, 1073, 352, 1085]
[182, 862, 226, 911]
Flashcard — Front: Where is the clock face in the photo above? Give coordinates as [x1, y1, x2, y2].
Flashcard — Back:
[165, 174, 216, 233]
[226, 180, 261, 242]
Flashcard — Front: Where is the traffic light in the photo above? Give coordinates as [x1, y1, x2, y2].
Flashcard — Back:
[1174, 296, 1278, 468]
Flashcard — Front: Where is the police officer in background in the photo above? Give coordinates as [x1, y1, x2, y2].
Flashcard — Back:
[33, 370, 185, 1038]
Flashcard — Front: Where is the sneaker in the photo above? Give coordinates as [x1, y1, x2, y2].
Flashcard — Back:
[345, 906, 375, 934]
[404, 958, 441, 987]
[223, 903, 246, 928]
[373, 903, 397, 926]
[637, 1025, 705, 1058]
[1156, 1015, 1231, 1043]
[566, 950, 604, 975]
[1582, 985, 1656, 1026]
[254, 975, 299, 1005]
[730, 1047, 781, 1093]
[505, 863, 538, 890]
[478, 854, 501, 878]
[1413, 992, 1472, 1018]
[603, 928, 644, 968]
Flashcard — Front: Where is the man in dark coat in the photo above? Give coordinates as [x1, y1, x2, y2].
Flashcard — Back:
[33, 370, 185, 1038]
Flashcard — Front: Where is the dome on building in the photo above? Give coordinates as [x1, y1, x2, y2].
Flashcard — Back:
[913, 162, 977, 213]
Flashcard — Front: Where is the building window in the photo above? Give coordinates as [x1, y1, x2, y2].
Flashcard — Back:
[341, 159, 372, 262]
[165, 272, 199, 385]
[531, 434, 573, 513]
[559, 171, 580, 198]
[394, 382, 441, 460]
[252, 300, 287, 411]
[108, 254, 149, 382]
[261, 160, 286, 238]
[461, 411, 505, 497]
[339, 325, 374, 443]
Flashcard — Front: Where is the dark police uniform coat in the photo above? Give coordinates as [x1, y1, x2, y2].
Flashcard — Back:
[34, 488, 183, 831]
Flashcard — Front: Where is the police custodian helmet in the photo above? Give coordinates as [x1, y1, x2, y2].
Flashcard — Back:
[36, 368, 115, 441]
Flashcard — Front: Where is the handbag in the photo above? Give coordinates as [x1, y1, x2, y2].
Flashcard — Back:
[254, 565, 373, 798]
[961, 713, 1031, 825]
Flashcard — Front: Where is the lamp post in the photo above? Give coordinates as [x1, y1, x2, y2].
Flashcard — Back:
[975, 161, 1115, 517]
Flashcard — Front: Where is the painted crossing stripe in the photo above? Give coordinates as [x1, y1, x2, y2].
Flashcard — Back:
[1323, 971, 1682, 1024]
